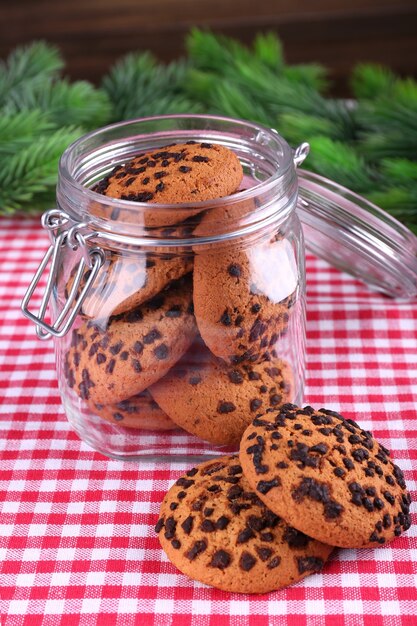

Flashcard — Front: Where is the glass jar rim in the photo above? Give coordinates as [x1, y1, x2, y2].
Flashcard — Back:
[58, 113, 295, 214]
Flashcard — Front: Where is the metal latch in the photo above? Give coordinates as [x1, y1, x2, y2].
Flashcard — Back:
[21, 209, 104, 340]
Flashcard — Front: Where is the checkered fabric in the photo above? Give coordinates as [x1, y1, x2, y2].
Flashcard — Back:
[0, 217, 416, 626]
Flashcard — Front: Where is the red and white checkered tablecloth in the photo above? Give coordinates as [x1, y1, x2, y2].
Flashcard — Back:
[0, 217, 416, 626]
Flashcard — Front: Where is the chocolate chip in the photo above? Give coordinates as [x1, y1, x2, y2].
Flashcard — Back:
[109, 341, 123, 355]
[164, 516, 177, 540]
[132, 359, 142, 373]
[200, 142, 213, 148]
[179, 166, 191, 173]
[228, 370, 243, 384]
[237, 527, 255, 544]
[106, 358, 116, 374]
[267, 556, 281, 569]
[250, 399, 262, 412]
[125, 309, 143, 323]
[154, 171, 168, 179]
[257, 478, 280, 494]
[155, 182, 165, 192]
[177, 491, 187, 500]
[256, 547, 273, 562]
[171, 539, 181, 549]
[220, 310, 232, 326]
[96, 353, 106, 365]
[383, 491, 395, 505]
[200, 519, 216, 532]
[154, 518, 164, 533]
[270, 394, 282, 406]
[165, 305, 182, 318]
[186, 375, 200, 387]
[113, 412, 124, 422]
[181, 516, 194, 535]
[217, 401, 236, 414]
[176, 478, 195, 489]
[207, 485, 221, 493]
[374, 498, 385, 510]
[210, 550, 231, 570]
[215, 516, 230, 530]
[352, 448, 369, 462]
[283, 527, 311, 549]
[154, 344, 169, 360]
[227, 263, 242, 278]
[382, 514, 391, 528]
[239, 552, 256, 571]
[186, 540, 207, 561]
[192, 155, 209, 163]
[297, 557, 324, 575]
[342, 457, 354, 471]
[362, 498, 374, 512]
[142, 177, 150, 185]
[169, 502, 178, 511]
[203, 507, 214, 517]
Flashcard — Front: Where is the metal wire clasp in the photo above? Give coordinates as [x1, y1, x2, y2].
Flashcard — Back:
[21, 213, 104, 340]
[293, 143, 310, 167]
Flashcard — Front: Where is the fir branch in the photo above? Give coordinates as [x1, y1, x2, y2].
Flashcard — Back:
[252, 32, 284, 71]
[380, 158, 417, 186]
[0, 41, 63, 108]
[102, 52, 201, 120]
[306, 136, 377, 193]
[282, 64, 329, 92]
[0, 127, 82, 215]
[277, 112, 341, 144]
[186, 29, 253, 74]
[4, 79, 112, 130]
[366, 187, 417, 234]
[351, 63, 395, 100]
[0, 110, 55, 156]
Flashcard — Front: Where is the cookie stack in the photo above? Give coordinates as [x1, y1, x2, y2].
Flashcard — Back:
[65, 141, 297, 441]
[155, 404, 412, 593]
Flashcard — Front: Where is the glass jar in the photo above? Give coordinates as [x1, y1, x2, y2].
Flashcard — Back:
[22, 115, 307, 460]
[22, 114, 417, 461]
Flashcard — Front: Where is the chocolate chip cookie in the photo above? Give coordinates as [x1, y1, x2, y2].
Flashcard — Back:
[65, 249, 193, 320]
[150, 345, 293, 447]
[91, 141, 243, 228]
[155, 455, 333, 593]
[193, 236, 298, 366]
[239, 404, 412, 548]
[91, 389, 177, 430]
[65, 275, 197, 405]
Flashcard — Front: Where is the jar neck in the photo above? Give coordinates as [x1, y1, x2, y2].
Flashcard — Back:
[57, 114, 298, 248]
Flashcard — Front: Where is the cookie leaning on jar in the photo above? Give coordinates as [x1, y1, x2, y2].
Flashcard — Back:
[193, 198, 299, 366]
[149, 340, 293, 447]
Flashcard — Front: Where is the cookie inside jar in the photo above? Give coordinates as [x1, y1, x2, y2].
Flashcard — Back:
[55, 116, 305, 460]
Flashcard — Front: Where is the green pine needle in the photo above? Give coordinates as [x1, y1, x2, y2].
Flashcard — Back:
[253, 32, 284, 71]
[102, 52, 201, 120]
[351, 63, 396, 100]
[5, 79, 112, 129]
[277, 112, 341, 144]
[306, 136, 376, 193]
[0, 29, 416, 233]
[0, 110, 55, 156]
[282, 64, 328, 92]
[380, 158, 417, 186]
[0, 127, 82, 214]
[0, 41, 63, 108]
[366, 187, 417, 233]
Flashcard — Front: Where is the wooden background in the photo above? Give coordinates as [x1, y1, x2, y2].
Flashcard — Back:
[1, 0, 417, 95]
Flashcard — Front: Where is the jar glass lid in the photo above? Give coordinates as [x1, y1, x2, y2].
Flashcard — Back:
[297, 169, 417, 299]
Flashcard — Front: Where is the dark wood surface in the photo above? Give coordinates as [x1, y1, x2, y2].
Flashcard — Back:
[1, 0, 417, 95]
